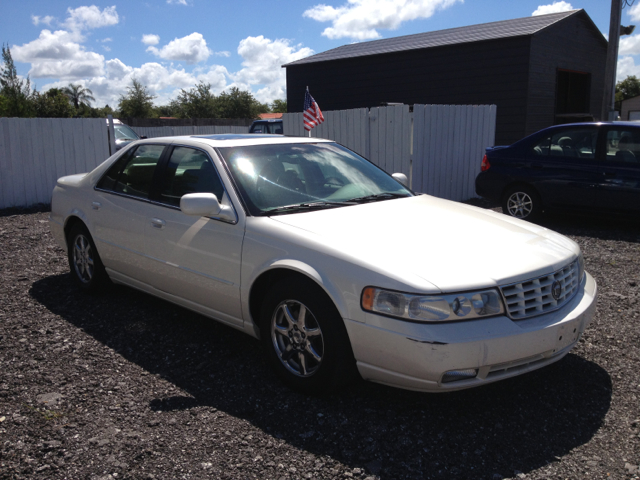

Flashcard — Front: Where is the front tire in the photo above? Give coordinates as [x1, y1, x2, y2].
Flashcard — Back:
[502, 185, 542, 221]
[67, 223, 109, 292]
[260, 277, 358, 394]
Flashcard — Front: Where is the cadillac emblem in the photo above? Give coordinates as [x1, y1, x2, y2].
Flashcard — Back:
[551, 280, 562, 301]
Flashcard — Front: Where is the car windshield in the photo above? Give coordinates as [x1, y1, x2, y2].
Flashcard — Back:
[114, 124, 140, 141]
[218, 142, 412, 215]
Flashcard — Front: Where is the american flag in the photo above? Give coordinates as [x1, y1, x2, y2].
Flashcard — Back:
[303, 90, 324, 131]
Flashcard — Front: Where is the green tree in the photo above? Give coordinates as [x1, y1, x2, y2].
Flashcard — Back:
[62, 83, 95, 110]
[615, 75, 640, 109]
[270, 98, 287, 113]
[32, 88, 74, 118]
[170, 81, 218, 118]
[154, 104, 176, 118]
[0, 44, 34, 117]
[117, 79, 156, 118]
[216, 87, 267, 118]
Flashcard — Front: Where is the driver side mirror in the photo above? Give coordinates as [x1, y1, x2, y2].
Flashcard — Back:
[392, 173, 409, 187]
[180, 193, 236, 223]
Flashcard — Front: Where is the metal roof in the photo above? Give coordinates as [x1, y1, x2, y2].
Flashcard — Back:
[284, 10, 595, 67]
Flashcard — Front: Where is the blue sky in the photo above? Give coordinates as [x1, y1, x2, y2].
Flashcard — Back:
[0, 1, 634, 108]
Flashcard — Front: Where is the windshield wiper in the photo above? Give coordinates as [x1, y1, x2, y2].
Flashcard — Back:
[347, 192, 410, 203]
[263, 201, 355, 215]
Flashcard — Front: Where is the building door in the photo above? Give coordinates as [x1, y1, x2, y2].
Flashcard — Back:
[555, 69, 591, 124]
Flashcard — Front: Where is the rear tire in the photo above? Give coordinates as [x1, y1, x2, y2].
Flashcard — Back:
[502, 185, 542, 221]
[67, 223, 109, 292]
[260, 276, 358, 395]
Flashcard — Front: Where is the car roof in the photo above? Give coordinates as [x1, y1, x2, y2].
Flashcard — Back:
[136, 134, 334, 148]
[542, 121, 640, 129]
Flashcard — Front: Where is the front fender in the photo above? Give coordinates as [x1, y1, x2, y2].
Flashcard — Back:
[243, 258, 353, 326]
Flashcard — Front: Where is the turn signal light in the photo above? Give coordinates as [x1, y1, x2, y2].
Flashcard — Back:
[480, 155, 490, 171]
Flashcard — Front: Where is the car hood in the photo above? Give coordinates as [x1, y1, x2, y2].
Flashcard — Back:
[269, 195, 579, 292]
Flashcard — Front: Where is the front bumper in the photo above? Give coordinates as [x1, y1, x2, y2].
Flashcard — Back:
[345, 271, 597, 392]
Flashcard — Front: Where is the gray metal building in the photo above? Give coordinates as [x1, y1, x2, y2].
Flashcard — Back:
[284, 10, 607, 145]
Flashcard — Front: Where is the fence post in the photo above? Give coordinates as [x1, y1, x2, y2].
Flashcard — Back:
[106, 115, 116, 155]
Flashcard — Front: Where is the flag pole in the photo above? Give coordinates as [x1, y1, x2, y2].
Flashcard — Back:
[306, 86, 311, 137]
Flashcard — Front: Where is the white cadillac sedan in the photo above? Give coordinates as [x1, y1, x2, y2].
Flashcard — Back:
[50, 134, 597, 394]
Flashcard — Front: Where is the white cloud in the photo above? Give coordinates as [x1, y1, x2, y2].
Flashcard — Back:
[303, 0, 462, 40]
[106, 58, 133, 79]
[617, 56, 640, 81]
[146, 32, 211, 64]
[630, 4, 640, 22]
[63, 5, 119, 32]
[99, 38, 112, 43]
[32, 15, 55, 26]
[233, 36, 314, 102]
[214, 51, 231, 57]
[532, 2, 574, 16]
[12, 29, 105, 79]
[167, 0, 189, 5]
[619, 35, 640, 56]
[142, 34, 160, 46]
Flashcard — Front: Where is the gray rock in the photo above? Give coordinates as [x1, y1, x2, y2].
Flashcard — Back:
[36, 392, 63, 406]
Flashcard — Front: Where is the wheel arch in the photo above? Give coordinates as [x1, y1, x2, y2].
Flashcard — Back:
[63, 215, 88, 244]
[248, 261, 347, 336]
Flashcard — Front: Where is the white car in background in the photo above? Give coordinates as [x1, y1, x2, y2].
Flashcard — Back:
[49, 134, 597, 394]
[106, 118, 144, 151]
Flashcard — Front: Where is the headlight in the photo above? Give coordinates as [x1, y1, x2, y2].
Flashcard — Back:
[361, 287, 504, 322]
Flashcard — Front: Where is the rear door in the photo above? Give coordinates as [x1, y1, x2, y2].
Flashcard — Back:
[92, 143, 168, 283]
[526, 126, 600, 210]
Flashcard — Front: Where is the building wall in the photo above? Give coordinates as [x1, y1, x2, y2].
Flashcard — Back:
[287, 37, 531, 145]
[287, 12, 607, 146]
[621, 96, 640, 120]
[526, 12, 607, 135]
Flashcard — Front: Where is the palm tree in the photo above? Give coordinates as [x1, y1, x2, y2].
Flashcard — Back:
[62, 83, 95, 109]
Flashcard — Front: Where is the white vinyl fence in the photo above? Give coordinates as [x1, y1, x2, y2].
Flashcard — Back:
[412, 104, 497, 200]
[0, 107, 495, 209]
[0, 118, 110, 209]
[284, 104, 497, 201]
[134, 125, 248, 138]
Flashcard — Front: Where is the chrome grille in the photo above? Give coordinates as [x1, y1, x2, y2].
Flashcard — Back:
[500, 261, 580, 320]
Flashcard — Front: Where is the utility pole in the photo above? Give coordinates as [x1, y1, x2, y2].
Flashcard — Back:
[602, 0, 623, 121]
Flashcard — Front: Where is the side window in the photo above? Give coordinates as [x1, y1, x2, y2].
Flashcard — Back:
[531, 136, 551, 156]
[112, 145, 165, 199]
[96, 150, 134, 191]
[160, 147, 225, 207]
[531, 129, 597, 159]
[606, 129, 640, 163]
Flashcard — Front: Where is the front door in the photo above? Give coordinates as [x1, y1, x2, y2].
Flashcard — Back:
[142, 146, 245, 327]
[596, 127, 640, 214]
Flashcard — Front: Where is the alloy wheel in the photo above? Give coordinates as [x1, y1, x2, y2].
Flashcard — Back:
[72, 234, 94, 283]
[507, 191, 533, 218]
[270, 300, 324, 377]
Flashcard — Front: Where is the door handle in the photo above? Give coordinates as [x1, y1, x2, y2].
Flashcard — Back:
[91, 201, 101, 210]
[151, 218, 166, 229]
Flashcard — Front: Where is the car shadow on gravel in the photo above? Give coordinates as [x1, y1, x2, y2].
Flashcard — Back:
[30, 274, 612, 480]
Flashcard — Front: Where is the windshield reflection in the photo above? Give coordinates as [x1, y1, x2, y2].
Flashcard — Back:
[218, 143, 412, 215]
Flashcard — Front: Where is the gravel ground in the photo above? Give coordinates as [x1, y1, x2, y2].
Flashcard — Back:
[0, 205, 639, 480]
